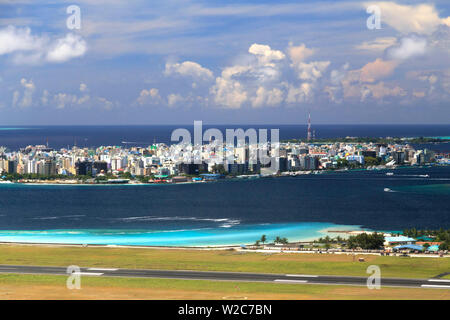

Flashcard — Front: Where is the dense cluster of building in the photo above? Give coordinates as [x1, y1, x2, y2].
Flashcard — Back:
[0, 139, 447, 181]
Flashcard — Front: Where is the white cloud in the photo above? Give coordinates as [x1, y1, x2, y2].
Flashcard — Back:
[12, 90, 20, 107]
[295, 61, 330, 81]
[248, 43, 285, 66]
[97, 97, 114, 110]
[287, 43, 330, 82]
[0, 26, 87, 64]
[210, 43, 286, 108]
[251, 86, 283, 108]
[165, 61, 213, 80]
[46, 33, 87, 63]
[330, 63, 350, 85]
[53, 93, 78, 109]
[137, 88, 161, 106]
[41, 89, 49, 105]
[286, 83, 313, 104]
[386, 36, 427, 60]
[12, 78, 35, 108]
[360, 82, 406, 101]
[0, 26, 43, 55]
[210, 76, 247, 109]
[50, 83, 92, 109]
[80, 83, 88, 92]
[359, 58, 398, 83]
[167, 93, 184, 107]
[355, 37, 397, 52]
[287, 43, 314, 65]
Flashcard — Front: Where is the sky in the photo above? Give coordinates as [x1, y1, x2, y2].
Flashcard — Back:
[0, 0, 449, 125]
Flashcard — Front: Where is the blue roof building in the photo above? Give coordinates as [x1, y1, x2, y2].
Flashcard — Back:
[393, 244, 424, 251]
[385, 236, 416, 245]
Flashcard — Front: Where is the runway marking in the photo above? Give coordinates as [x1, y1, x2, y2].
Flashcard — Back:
[285, 274, 318, 278]
[428, 279, 450, 283]
[421, 284, 450, 289]
[87, 268, 118, 271]
[274, 279, 308, 284]
[72, 272, 104, 276]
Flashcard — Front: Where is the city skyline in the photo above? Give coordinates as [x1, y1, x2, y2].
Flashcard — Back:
[1, 1, 450, 125]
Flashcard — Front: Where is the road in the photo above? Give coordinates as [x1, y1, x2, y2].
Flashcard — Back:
[0, 264, 449, 289]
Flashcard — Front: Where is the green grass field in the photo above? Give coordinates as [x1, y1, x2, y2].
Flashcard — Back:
[0, 244, 448, 279]
[1, 273, 449, 300]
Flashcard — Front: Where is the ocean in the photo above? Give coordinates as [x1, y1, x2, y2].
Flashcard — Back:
[0, 166, 448, 246]
[0, 124, 449, 151]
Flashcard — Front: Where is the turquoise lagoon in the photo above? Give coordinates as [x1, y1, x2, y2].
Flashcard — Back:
[0, 222, 362, 247]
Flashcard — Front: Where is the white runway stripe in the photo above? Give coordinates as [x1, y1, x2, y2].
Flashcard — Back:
[428, 279, 450, 283]
[274, 279, 308, 283]
[87, 268, 118, 271]
[285, 274, 318, 278]
[72, 272, 104, 276]
[421, 284, 450, 289]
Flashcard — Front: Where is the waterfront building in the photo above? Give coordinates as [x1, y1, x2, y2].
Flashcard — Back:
[75, 160, 93, 176]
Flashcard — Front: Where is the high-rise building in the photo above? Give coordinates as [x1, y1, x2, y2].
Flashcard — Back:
[42, 159, 57, 176]
[76, 160, 93, 176]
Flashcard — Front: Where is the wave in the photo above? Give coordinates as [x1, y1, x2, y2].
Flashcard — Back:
[32, 215, 86, 220]
[109, 216, 241, 228]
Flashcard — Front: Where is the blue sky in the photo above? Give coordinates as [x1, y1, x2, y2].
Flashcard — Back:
[0, 0, 449, 125]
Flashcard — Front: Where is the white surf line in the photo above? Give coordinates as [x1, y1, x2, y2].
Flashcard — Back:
[285, 274, 318, 278]
[72, 272, 104, 276]
[87, 268, 118, 271]
[421, 284, 450, 289]
[274, 279, 308, 284]
[428, 279, 450, 283]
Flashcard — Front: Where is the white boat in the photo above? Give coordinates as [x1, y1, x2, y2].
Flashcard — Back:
[0, 180, 13, 184]
[386, 172, 394, 176]
[384, 188, 392, 192]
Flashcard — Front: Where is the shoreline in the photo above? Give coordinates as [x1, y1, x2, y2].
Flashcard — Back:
[0, 225, 368, 248]
[1, 164, 448, 186]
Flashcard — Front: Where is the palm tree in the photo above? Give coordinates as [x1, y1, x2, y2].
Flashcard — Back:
[261, 235, 267, 244]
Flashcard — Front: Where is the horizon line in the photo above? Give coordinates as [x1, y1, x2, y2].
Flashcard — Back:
[0, 123, 449, 127]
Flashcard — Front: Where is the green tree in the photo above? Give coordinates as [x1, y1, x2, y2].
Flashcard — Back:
[347, 233, 385, 250]
[260, 235, 267, 244]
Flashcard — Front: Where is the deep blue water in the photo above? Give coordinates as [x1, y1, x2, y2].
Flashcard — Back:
[0, 166, 448, 246]
[0, 124, 449, 151]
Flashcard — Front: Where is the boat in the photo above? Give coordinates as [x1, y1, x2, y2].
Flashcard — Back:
[386, 172, 394, 176]
[384, 188, 392, 192]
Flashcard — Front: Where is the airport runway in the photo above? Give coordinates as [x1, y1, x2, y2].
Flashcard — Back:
[0, 264, 449, 289]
